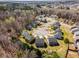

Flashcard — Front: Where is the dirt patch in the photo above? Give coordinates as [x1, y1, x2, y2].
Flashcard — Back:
[67, 51, 79, 58]
[69, 44, 76, 51]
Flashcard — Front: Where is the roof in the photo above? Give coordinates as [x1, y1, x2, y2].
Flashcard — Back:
[25, 24, 32, 30]
[54, 32, 63, 39]
[47, 36, 59, 46]
[74, 36, 79, 41]
[35, 36, 45, 47]
[53, 21, 61, 26]
[31, 21, 37, 28]
[71, 28, 79, 34]
[39, 15, 45, 18]
[52, 21, 61, 28]
[55, 28, 62, 33]
[74, 31, 79, 36]
[36, 15, 45, 21]
[70, 25, 77, 30]
[76, 42, 79, 50]
[22, 31, 33, 42]
[50, 15, 58, 18]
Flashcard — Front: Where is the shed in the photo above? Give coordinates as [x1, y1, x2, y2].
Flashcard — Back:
[35, 36, 45, 48]
[47, 36, 59, 46]
[22, 31, 33, 43]
[54, 32, 63, 39]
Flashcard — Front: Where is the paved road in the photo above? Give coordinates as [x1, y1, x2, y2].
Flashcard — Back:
[32, 17, 56, 37]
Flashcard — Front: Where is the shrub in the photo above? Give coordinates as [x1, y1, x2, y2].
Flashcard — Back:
[20, 43, 30, 50]
[11, 37, 18, 43]
[52, 27, 58, 30]
[64, 38, 69, 44]
[52, 52, 60, 58]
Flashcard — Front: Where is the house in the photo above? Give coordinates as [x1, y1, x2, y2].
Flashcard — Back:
[70, 25, 77, 30]
[75, 22, 79, 26]
[36, 15, 45, 22]
[25, 24, 32, 30]
[74, 36, 79, 49]
[41, 18, 47, 23]
[38, 18, 42, 21]
[37, 17, 47, 23]
[22, 31, 33, 43]
[35, 36, 45, 48]
[31, 21, 37, 28]
[52, 21, 61, 28]
[74, 31, 79, 36]
[76, 41, 79, 53]
[54, 32, 63, 39]
[39, 15, 45, 18]
[70, 28, 79, 34]
[50, 15, 58, 19]
[15, 40, 27, 50]
[47, 36, 59, 46]
[54, 28, 62, 33]
[35, 21, 42, 26]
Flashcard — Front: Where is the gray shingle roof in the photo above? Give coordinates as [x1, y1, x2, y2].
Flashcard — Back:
[55, 28, 62, 33]
[31, 21, 37, 28]
[35, 36, 45, 48]
[52, 21, 61, 28]
[54, 32, 63, 39]
[25, 24, 32, 30]
[22, 31, 33, 42]
[47, 36, 59, 46]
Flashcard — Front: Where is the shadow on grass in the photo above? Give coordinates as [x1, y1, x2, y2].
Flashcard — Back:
[36, 42, 47, 48]
[68, 49, 77, 52]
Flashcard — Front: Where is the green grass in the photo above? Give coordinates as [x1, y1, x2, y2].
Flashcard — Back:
[61, 25, 74, 43]
[42, 51, 60, 58]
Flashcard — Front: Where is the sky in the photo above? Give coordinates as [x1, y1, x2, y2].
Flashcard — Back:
[0, 0, 77, 1]
[0, 0, 70, 1]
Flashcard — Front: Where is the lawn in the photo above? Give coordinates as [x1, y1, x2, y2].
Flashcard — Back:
[61, 25, 74, 43]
